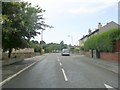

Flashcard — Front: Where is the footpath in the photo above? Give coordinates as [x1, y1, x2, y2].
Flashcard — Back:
[76, 54, 119, 74]
[1, 54, 48, 86]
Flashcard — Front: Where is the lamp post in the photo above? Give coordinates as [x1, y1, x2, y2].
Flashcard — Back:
[41, 29, 45, 41]
[68, 35, 73, 46]
[40, 29, 45, 54]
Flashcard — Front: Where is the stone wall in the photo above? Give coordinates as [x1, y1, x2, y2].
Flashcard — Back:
[2, 48, 35, 60]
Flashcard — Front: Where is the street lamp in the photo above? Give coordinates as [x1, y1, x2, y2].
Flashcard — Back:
[68, 35, 73, 46]
[40, 29, 45, 55]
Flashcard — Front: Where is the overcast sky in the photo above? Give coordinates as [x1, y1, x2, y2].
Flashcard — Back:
[24, 0, 119, 45]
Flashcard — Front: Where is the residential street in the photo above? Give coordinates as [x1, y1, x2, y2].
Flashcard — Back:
[2, 53, 118, 88]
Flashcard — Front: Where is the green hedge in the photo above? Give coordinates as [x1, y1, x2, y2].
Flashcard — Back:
[84, 28, 120, 52]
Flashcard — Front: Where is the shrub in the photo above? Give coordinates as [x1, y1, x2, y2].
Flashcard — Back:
[84, 28, 120, 52]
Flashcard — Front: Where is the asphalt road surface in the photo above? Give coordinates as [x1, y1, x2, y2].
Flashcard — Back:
[2, 53, 118, 88]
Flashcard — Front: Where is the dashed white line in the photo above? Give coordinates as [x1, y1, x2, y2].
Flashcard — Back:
[57, 56, 60, 61]
[104, 83, 116, 89]
[57, 56, 59, 59]
[59, 62, 62, 66]
[56, 55, 68, 81]
[58, 59, 60, 62]
[61, 68, 68, 81]
[104, 84, 113, 88]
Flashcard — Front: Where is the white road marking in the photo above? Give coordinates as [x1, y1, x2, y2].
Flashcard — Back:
[57, 56, 60, 62]
[61, 68, 68, 81]
[59, 62, 62, 66]
[104, 83, 117, 90]
[58, 59, 60, 62]
[0, 61, 39, 86]
[57, 56, 59, 59]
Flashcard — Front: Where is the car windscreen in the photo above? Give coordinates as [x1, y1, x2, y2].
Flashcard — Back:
[63, 49, 69, 53]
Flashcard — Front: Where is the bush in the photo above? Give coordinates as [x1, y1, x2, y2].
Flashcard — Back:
[84, 28, 120, 52]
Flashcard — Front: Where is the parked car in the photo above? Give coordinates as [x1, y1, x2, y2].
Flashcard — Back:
[61, 49, 70, 56]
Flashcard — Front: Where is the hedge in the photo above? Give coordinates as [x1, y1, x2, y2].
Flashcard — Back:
[84, 28, 120, 52]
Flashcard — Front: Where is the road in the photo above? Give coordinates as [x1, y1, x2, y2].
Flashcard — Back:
[2, 53, 118, 88]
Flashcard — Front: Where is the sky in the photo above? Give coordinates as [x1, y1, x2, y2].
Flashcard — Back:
[24, 0, 119, 45]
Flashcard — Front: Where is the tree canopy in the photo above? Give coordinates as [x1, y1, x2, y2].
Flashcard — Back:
[2, 2, 52, 58]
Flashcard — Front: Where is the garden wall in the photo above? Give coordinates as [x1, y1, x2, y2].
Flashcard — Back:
[115, 40, 120, 52]
[100, 52, 120, 62]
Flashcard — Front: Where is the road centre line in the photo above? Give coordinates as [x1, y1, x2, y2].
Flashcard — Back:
[59, 62, 62, 66]
[56, 56, 60, 61]
[61, 68, 68, 81]
[56, 55, 68, 81]
[58, 58, 60, 62]
[104, 83, 117, 90]
[56, 56, 59, 59]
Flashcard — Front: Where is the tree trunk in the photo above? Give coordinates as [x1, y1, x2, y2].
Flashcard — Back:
[8, 48, 12, 58]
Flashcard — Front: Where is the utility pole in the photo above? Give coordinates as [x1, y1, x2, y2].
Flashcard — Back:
[41, 30, 44, 41]
[40, 29, 45, 55]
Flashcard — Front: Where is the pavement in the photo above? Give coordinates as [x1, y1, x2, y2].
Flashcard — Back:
[76, 54, 119, 74]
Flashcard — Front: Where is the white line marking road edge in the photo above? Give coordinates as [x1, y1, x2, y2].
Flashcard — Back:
[61, 68, 68, 81]
[0, 61, 39, 86]
[104, 83, 117, 90]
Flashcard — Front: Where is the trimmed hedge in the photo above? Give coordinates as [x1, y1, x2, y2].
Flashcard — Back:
[84, 28, 120, 52]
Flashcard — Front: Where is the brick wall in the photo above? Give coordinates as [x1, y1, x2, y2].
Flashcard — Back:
[100, 52, 120, 62]
[115, 40, 120, 52]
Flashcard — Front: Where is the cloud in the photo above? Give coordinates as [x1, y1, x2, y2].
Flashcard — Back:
[67, 0, 119, 14]
[24, 0, 119, 16]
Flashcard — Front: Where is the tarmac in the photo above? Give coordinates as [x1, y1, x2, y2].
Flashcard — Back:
[1, 53, 119, 86]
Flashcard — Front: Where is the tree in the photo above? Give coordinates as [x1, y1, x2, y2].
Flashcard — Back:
[29, 40, 41, 52]
[60, 41, 67, 50]
[40, 40, 46, 45]
[60, 41, 64, 50]
[31, 40, 39, 44]
[2, 2, 52, 58]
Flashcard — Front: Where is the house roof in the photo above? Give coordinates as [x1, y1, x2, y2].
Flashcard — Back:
[79, 21, 119, 41]
[79, 29, 99, 40]
[79, 35, 88, 40]
[87, 29, 99, 37]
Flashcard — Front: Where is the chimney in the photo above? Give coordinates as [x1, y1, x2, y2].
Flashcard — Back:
[98, 22, 102, 29]
[88, 28, 92, 34]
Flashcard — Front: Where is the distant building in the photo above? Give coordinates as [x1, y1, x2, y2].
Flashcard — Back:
[79, 21, 119, 47]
